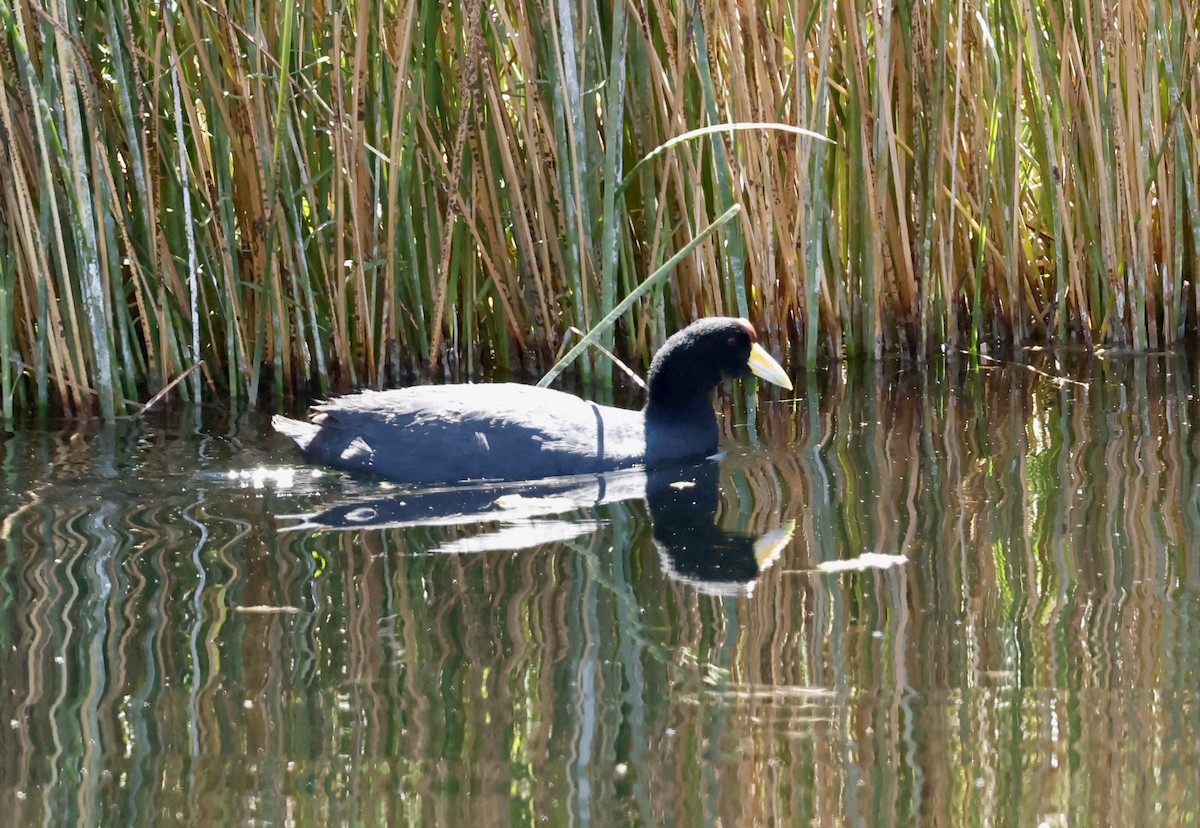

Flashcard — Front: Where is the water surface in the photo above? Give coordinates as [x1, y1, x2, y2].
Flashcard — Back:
[2, 355, 1199, 826]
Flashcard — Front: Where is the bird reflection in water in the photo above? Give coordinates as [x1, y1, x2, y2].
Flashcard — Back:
[277, 460, 791, 597]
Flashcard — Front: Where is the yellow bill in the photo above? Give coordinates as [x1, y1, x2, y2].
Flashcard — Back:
[747, 342, 793, 391]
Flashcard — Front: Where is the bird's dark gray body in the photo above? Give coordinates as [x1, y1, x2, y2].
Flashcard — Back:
[273, 383, 714, 484]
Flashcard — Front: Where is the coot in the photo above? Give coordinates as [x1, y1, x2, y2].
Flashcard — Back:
[273, 317, 791, 484]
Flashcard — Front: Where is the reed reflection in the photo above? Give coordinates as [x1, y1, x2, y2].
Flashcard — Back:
[1, 354, 1200, 826]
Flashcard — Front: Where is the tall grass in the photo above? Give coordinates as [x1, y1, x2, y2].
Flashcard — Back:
[0, 0, 1198, 417]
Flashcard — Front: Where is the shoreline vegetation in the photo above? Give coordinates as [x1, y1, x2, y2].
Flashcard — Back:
[1, 1, 1198, 418]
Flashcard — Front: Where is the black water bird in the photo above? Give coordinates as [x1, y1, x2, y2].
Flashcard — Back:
[273, 317, 792, 485]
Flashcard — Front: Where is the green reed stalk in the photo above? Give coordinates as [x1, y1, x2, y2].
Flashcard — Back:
[546, 0, 592, 379]
[0, 250, 11, 421]
[805, 0, 836, 368]
[916, 0, 952, 358]
[598, 0, 628, 360]
[166, 3, 200, 404]
[969, 20, 1002, 356]
[689, 9, 746, 320]
[1158, 19, 1200, 340]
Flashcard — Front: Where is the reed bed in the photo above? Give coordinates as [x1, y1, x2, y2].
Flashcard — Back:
[0, 0, 1198, 417]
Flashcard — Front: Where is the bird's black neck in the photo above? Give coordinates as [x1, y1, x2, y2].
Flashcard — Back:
[643, 393, 719, 463]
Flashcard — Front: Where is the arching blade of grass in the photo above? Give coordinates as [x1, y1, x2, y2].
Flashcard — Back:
[538, 204, 743, 387]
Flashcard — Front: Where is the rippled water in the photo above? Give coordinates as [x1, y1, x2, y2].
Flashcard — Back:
[2, 355, 1200, 826]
